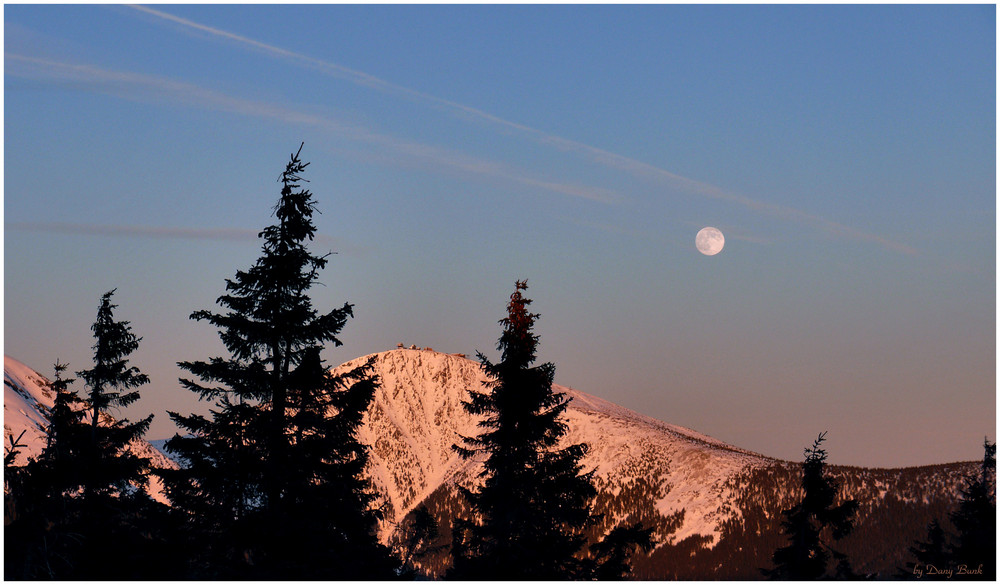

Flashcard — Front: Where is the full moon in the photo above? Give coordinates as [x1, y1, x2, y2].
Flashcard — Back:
[696, 227, 725, 256]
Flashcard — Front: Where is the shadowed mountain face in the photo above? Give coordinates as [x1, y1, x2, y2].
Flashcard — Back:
[5, 350, 975, 578]
[341, 349, 975, 579]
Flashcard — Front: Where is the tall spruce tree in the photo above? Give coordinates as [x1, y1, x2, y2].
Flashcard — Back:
[8, 289, 158, 580]
[948, 438, 995, 579]
[76, 289, 155, 500]
[902, 438, 995, 580]
[33, 363, 90, 513]
[451, 280, 645, 579]
[763, 432, 859, 580]
[161, 144, 394, 578]
[6, 362, 91, 579]
[43, 362, 88, 466]
[72, 290, 157, 578]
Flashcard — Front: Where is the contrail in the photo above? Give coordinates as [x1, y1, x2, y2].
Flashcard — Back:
[7, 221, 262, 241]
[126, 4, 916, 254]
[6, 221, 354, 251]
[6, 53, 616, 204]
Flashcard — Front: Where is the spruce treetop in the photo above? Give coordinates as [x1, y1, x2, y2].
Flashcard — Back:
[78, 289, 150, 417]
[497, 280, 540, 367]
[451, 280, 601, 579]
[764, 432, 859, 579]
[166, 145, 394, 578]
[187, 143, 349, 380]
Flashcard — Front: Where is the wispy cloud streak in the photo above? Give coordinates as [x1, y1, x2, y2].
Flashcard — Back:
[125, 5, 916, 254]
[6, 221, 353, 250]
[8, 221, 262, 241]
[5, 53, 616, 204]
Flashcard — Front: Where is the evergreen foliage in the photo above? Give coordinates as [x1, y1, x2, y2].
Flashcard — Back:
[6, 363, 93, 579]
[450, 280, 650, 579]
[161, 144, 395, 578]
[902, 439, 995, 580]
[589, 522, 656, 579]
[906, 519, 951, 575]
[763, 432, 859, 580]
[6, 290, 160, 580]
[947, 438, 995, 579]
[396, 503, 445, 576]
[43, 362, 89, 469]
[75, 290, 155, 500]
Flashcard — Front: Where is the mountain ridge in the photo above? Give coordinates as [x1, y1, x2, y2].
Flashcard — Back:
[4, 350, 976, 578]
[339, 348, 976, 578]
[338, 348, 781, 546]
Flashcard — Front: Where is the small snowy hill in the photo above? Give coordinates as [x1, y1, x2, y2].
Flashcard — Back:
[3, 356, 177, 503]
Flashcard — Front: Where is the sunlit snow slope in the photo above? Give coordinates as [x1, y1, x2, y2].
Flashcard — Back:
[3, 356, 177, 503]
[5, 350, 972, 578]
[343, 349, 973, 579]
[340, 348, 774, 547]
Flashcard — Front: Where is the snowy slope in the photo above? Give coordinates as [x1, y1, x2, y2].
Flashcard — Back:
[340, 349, 974, 578]
[3, 356, 177, 503]
[4, 356, 55, 465]
[339, 348, 775, 547]
[4, 350, 972, 578]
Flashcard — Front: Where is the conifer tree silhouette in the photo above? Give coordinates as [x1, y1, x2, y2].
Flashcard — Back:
[451, 280, 647, 579]
[161, 144, 395, 578]
[589, 522, 656, 579]
[905, 518, 951, 577]
[5, 363, 90, 579]
[68, 291, 159, 578]
[396, 503, 445, 576]
[7, 291, 158, 579]
[903, 438, 995, 580]
[42, 362, 88, 466]
[763, 432, 858, 580]
[76, 289, 154, 500]
[4, 427, 37, 579]
[948, 438, 995, 579]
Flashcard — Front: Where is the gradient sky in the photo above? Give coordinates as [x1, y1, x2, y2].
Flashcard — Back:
[4, 5, 995, 468]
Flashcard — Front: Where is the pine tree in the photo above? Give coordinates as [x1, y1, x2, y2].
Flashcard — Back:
[948, 438, 995, 579]
[395, 504, 445, 576]
[451, 280, 608, 579]
[161, 144, 394, 578]
[75, 289, 155, 499]
[904, 519, 950, 577]
[762, 432, 859, 580]
[5, 363, 90, 579]
[41, 362, 89, 472]
[70, 291, 157, 578]
[7, 357, 151, 579]
[589, 522, 656, 579]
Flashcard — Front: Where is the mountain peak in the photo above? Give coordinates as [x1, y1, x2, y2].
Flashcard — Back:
[339, 348, 772, 545]
[4, 351, 974, 578]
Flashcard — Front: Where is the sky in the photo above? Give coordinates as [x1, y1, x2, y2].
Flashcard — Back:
[4, 4, 995, 468]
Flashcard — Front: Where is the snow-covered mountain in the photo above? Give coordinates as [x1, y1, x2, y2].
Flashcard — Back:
[3, 355, 177, 504]
[340, 348, 976, 578]
[4, 350, 975, 578]
[344, 348, 773, 545]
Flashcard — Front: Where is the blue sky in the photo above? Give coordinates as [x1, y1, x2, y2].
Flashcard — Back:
[4, 4, 995, 467]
